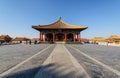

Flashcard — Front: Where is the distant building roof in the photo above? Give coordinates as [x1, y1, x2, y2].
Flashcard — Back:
[107, 35, 120, 40]
[0, 35, 12, 41]
[13, 37, 30, 41]
[81, 38, 89, 42]
[31, 38, 39, 41]
[32, 17, 88, 30]
[91, 37, 105, 41]
[106, 35, 120, 42]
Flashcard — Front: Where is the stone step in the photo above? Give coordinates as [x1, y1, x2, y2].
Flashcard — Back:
[54, 41, 66, 44]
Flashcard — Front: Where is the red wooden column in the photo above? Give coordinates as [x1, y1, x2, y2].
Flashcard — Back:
[78, 32, 81, 42]
[74, 33, 76, 42]
[53, 33, 55, 42]
[44, 33, 46, 42]
[64, 33, 67, 41]
[42, 33, 43, 41]
[40, 32, 43, 41]
[77, 33, 78, 41]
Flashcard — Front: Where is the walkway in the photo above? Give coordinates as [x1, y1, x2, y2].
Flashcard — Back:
[34, 44, 89, 78]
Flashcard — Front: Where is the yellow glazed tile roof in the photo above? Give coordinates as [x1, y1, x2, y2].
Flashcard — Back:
[32, 18, 88, 30]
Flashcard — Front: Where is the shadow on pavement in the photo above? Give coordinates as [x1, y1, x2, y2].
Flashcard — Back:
[2, 63, 86, 78]
[2, 66, 41, 78]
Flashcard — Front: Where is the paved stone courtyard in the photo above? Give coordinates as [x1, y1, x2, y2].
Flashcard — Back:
[0, 44, 120, 78]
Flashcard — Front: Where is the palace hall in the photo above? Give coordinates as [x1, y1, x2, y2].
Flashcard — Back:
[32, 17, 88, 43]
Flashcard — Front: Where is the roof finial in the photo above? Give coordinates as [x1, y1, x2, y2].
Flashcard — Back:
[59, 16, 61, 20]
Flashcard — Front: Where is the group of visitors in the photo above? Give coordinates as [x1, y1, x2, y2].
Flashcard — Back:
[26, 40, 39, 45]
[0, 40, 40, 46]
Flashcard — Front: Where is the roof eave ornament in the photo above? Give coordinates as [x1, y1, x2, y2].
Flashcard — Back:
[59, 16, 62, 20]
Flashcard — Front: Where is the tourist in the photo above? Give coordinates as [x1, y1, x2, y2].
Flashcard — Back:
[34, 40, 37, 44]
[29, 40, 31, 45]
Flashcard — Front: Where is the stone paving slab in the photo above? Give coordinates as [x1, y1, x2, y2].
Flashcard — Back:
[0, 44, 50, 74]
[34, 44, 89, 78]
[71, 44, 120, 71]
[1, 44, 55, 78]
[66, 45, 120, 78]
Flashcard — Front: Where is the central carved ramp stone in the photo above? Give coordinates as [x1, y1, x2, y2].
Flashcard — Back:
[34, 44, 89, 78]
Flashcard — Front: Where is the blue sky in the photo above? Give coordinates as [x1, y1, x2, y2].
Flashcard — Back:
[0, 0, 120, 39]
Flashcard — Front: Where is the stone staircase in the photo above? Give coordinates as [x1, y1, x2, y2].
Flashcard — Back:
[54, 41, 66, 44]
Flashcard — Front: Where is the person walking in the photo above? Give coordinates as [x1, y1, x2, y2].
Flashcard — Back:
[34, 40, 37, 44]
[29, 40, 31, 45]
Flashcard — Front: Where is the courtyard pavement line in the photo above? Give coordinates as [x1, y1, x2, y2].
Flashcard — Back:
[0, 45, 52, 77]
[63, 45, 90, 78]
[34, 44, 90, 78]
[69, 45, 120, 76]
